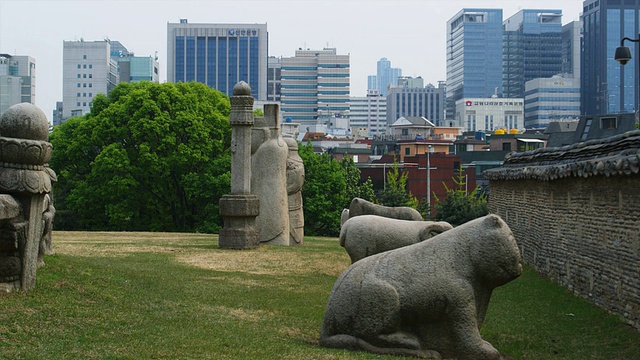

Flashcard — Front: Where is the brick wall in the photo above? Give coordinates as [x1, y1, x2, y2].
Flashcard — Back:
[486, 130, 640, 331]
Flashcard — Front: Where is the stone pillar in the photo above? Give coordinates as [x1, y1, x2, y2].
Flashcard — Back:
[0, 103, 56, 293]
[218, 82, 260, 249]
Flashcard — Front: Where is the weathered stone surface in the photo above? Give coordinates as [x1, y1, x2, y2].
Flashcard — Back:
[284, 137, 304, 245]
[0, 103, 49, 141]
[339, 215, 453, 263]
[0, 195, 20, 220]
[320, 215, 522, 359]
[251, 105, 289, 245]
[348, 197, 423, 221]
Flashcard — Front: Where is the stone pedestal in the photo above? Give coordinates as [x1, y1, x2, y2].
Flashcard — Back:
[218, 194, 260, 249]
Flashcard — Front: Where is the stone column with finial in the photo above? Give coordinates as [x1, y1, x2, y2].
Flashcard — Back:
[218, 82, 260, 249]
[0, 103, 57, 292]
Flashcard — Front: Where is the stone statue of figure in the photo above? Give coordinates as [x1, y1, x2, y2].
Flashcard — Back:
[38, 192, 56, 267]
[284, 137, 305, 245]
[251, 105, 290, 245]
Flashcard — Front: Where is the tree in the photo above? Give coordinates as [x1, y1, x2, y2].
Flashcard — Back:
[377, 161, 418, 208]
[433, 167, 488, 226]
[340, 155, 375, 206]
[49, 81, 231, 232]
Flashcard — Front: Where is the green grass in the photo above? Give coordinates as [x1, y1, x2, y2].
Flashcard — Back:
[1, 232, 638, 359]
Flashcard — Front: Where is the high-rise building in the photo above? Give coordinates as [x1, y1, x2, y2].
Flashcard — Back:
[524, 76, 581, 129]
[280, 48, 349, 128]
[350, 89, 387, 136]
[267, 56, 281, 102]
[62, 39, 118, 119]
[503, 10, 564, 99]
[166, 20, 268, 100]
[367, 57, 402, 96]
[117, 55, 159, 83]
[562, 20, 582, 78]
[582, 0, 640, 115]
[0, 54, 36, 117]
[386, 77, 446, 127]
[446, 9, 504, 122]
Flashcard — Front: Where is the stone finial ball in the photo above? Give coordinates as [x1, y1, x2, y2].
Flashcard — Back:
[0, 103, 50, 141]
[232, 81, 252, 96]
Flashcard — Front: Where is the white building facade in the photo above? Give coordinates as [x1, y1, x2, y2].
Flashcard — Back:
[280, 48, 349, 128]
[0, 54, 36, 117]
[455, 97, 524, 132]
[349, 89, 387, 137]
[62, 40, 118, 120]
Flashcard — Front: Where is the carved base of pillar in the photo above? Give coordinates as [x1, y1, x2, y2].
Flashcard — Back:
[219, 194, 260, 250]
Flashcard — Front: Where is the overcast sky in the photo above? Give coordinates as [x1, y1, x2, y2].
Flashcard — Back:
[0, 0, 583, 122]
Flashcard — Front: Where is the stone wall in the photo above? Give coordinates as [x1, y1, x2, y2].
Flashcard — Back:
[485, 130, 640, 331]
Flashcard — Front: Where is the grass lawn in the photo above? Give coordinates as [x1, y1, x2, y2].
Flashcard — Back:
[1, 232, 638, 359]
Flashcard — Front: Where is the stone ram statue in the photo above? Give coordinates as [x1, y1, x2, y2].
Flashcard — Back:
[348, 197, 423, 221]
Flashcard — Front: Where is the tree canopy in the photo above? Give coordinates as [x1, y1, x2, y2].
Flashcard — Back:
[433, 167, 488, 226]
[50, 81, 231, 232]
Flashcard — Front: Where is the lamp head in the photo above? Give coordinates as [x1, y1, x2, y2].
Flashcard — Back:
[615, 46, 632, 65]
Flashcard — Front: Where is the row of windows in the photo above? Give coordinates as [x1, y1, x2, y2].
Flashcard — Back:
[524, 88, 580, 96]
[77, 73, 93, 78]
[76, 92, 93, 97]
[76, 101, 92, 107]
[76, 64, 93, 69]
[318, 73, 349, 78]
[282, 66, 316, 71]
[76, 83, 93, 88]
[281, 75, 317, 80]
[526, 106, 581, 112]
[524, 97, 580, 104]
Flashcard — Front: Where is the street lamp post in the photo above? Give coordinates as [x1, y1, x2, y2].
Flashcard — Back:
[614, 34, 640, 118]
[426, 145, 433, 218]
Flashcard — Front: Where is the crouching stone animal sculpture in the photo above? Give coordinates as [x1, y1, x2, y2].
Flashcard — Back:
[339, 215, 453, 263]
[320, 214, 522, 360]
[348, 197, 422, 221]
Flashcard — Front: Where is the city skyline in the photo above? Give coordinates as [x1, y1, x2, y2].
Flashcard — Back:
[0, 0, 583, 123]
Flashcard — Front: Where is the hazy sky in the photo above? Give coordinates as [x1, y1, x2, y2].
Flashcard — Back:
[0, 0, 583, 122]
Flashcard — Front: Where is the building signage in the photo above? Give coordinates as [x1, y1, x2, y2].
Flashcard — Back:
[465, 101, 523, 107]
[228, 29, 258, 36]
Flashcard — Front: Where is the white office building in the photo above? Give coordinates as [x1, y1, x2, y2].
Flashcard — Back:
[62, 39, 118, 120]
[455, 97, 524, 132]
[280, 48, 349, 128]
[350, 89, 387, 137]
[0, 54, 36, 117]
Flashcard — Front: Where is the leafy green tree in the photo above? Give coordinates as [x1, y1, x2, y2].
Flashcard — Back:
[340, 155, 376, 206]
[377, 161, 418, 208]
[433, 167, 488, 226]
[297, 142, 346, 236]
[49, 81, 231, 232]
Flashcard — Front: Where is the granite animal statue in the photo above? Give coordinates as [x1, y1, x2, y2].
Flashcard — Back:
[340, 209, 349, 226]
[348, 197, 423, 221]
[284, 137, 305, 245]
[339, 215, 453, 263]
[320, 214, 522, 360]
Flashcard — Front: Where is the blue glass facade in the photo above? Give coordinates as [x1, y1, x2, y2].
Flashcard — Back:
[503, 10, 563, 98]
[582, 0, 640, 115]
[167, 23, 267, 99]
[446, 9, 504, 121]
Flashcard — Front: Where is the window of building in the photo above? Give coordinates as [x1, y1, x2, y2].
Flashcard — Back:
[83, 74, 86, 78]
[88, 74, 92, 78]
[83, 93, 86, 97]
[89, 64, 92, 69]
[502, 142, 511, 151]
[77, 92, 80, 97]
[77, 102, 80, 106]
[600, 117, 617, 129]
[405, 148, 410, 155]
[89, 93, 92, 97]
[83, 102, 86, 106]
[89, 83, 92, 88]
[402, 128, 409, 135]
[77, 64, 81, 69]
[83, 55, 87, 59]
[83, 64, 87, 69]
[77, 83, 80, 88]
[77, 74, 81, 78]
[83, 83, 86, 87]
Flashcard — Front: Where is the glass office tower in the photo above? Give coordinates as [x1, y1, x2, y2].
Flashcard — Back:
[167, 20, 268, 100]
[582, 0, 640, 115]
[446, 9, 504, 123]
[503, 10, 563, 99]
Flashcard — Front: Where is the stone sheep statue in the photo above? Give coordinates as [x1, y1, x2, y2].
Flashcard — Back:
[348, 197, 423, 221]
[320, 214, 522, 360]
[339, 215, 453, 263]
